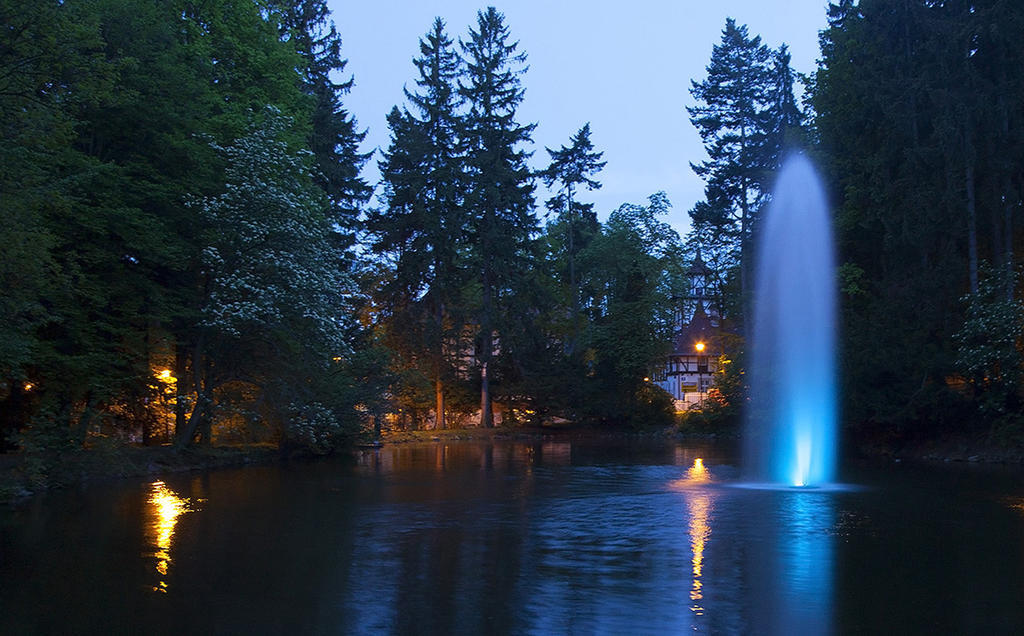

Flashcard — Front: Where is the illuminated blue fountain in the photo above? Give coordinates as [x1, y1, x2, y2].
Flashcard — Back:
[744, 154, 837, 488]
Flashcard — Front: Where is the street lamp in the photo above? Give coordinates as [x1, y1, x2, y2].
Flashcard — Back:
[695, 342, 706, 403]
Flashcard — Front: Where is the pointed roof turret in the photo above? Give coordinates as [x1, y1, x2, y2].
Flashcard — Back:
[673, 302, 717, 355]
[686, 247, 713, 278]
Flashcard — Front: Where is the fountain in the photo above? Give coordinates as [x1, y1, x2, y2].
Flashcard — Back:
[744, 154, 837, 488]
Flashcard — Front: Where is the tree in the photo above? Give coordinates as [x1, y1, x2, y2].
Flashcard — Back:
[578, 193, 679, 426]
[268, 0, 371, 231]
[687, 19, 773, 326]
[369, 18, 466, 429]
[459, 7, 537, 427]
[688, 19, 803, 332]
[181, 109, 357, 450]
[955, 265, 1024, 425]
[542, 123, 606, 355]
[812, 0, 1024, 436]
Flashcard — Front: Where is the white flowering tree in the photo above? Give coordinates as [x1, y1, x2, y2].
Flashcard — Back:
[177, 108, 358, 450]
[955, 266, 1024, 424]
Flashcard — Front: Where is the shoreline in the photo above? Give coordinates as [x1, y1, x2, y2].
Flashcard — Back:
[0, 443, 286, 504]
[5, 425, 1022, 504]
[855, 432, 1024, 467]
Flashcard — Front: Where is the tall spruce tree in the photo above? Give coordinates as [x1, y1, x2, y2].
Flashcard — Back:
[459, 7, 537, 427]
[370, 18, 465, 429]
[269, 0, 371, 230]
[687, 18, 776, 330]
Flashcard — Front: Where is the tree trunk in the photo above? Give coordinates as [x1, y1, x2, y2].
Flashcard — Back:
[434, 299, 446, 430]
[72, 393, 98, 446]
[480, 255, 494, 429]
[480, 358, 493, 428]
[1001, 104, 1015, 301]
[567, 185, 578, 356]
[174, 337, 208, 450]
[435, 376, 446, 430]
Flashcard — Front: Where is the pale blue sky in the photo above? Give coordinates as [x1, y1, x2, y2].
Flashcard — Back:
[329, 1, 830, 236]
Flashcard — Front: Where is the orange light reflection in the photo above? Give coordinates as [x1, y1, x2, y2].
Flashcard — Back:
[682, 458, 712, 615]
[146, 481, 195, 592]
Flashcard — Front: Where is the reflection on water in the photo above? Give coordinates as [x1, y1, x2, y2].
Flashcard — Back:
[772, 491, 835, 635]
[4, 441, 1024, 633]
[685, 459, 712, 615]
[145, 480, 197, 592]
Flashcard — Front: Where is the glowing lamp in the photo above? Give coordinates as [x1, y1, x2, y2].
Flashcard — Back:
[157, 369, 174, 381]
[695, 342, 706, 353]
[24, 382, 34, 391]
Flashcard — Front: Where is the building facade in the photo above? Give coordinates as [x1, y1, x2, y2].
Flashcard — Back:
[654, 250, 722, 411]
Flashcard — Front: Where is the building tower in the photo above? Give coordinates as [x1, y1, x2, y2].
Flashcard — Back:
[655, 248, 722, 411]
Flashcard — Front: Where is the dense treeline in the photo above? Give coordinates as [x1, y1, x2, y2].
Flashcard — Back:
[689, 2, 1024, 445]
[367, 11, 682, 430]
[1, 2, 682, 464]
[812, 0, 1024, 443]
[1, 0, 376, 455]
[5, 0, 1024, 466]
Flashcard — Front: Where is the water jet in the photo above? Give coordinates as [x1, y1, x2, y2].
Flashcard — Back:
[744, 154, 837, 488]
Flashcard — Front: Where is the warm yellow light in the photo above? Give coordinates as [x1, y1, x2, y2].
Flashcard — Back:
[332, 356, 343, 362]
[146, 481, 194, 591]
[643, 376, 650, 382]
[157, 369, 174, 382]
[23, 382, 33, 392]
[687, 457, 710, 483]
[695, 342, 706, 353]
[688, 490, 712, 609]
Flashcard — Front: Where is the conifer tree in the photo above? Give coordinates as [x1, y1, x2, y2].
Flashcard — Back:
[687, 18, 775, 329]
[270, 0, 371, 232]
[370, 18, 465, 429]
[542, 123, 605, 354]
[459, 7, 537, 427]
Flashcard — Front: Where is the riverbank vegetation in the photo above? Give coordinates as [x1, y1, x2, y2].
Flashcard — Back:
[3, 0, 1024, 490]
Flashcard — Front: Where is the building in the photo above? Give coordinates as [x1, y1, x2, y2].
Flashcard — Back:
[654, 250, 723, 411]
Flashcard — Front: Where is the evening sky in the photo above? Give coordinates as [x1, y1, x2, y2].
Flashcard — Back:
[330, 1, 831, 236]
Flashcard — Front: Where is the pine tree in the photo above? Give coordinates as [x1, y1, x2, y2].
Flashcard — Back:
[270, 0, 371, 233]
[459, 7, 537, 427]
[369, 18, 465, 429]
[687, 18, 774, 330]
[542, 122, 605, 355]
[763, 45, 805, 178]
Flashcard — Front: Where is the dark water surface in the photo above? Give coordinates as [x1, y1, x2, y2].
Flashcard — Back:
[2, 439, 1024, 634]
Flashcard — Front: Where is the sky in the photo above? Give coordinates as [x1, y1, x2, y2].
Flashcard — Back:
[329, 1, 831, 237]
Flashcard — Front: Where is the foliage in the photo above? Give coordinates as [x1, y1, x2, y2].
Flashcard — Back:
[813, 0, 1024, 437]
[687, 18, 805, 330]
[955, 266, 1024, 422]
[368, 18, 466, 429]
[1, 0, 371, 455]
[184, 108, 359, 450]
[459, 7, 538, 427]
[579, 193, 680, 425]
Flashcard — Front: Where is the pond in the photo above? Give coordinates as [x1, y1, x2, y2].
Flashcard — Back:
[2, 439, 1023, 634]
